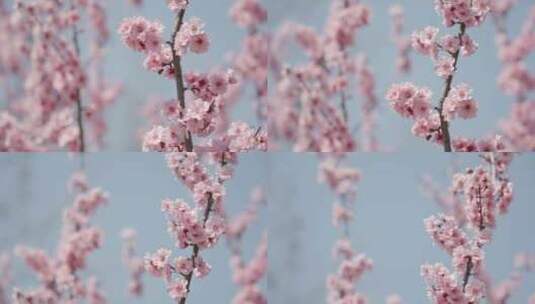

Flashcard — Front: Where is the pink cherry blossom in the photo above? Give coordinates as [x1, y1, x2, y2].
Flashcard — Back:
[422, 154, 521, 303]
[121, 228, 145, 297]
[317, 154, 379, 304]
[500, 101, 535, 150]
[230, 0, 267, 29]
[434, 0, 491, 28]
[13, 171, 108, 303]
[421, 263, 470, 303]
[167, 279, 188, 300]
[387, 0, 498, 151]
[120, 2, 266, 153]
[167, 0, 189, 13]
[268, 0, 378, 152]
[0, 1, 118, 151]
[146, 151, 259, 304]
[386, 294, 403, 304]
[424, 214, 468, 255]
[412, 26, 439, 57]
[226, 187, 267, 304]
[118, 17, 164, 53]
[389, 4, 412, 74]
[435, 56, 455, 78]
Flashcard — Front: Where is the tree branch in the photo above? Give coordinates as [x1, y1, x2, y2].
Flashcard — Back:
[437, 23, 466, 152]
[171, 9, 193, 152]
[70, 1, 85, 153]
[178, 194, 214, 304]
[462, 256, 473, 292]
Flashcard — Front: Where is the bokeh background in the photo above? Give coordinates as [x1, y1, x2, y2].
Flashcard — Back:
[0, 153, 268, 303]
[269, 153, 535, 303]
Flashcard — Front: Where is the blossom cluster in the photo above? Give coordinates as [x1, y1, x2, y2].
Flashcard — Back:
[140, 68, 266, 153]
[492, 3, 535, 150]
[120, 228, 145, 297]
[326, 254, 372, 304]
[173, 17, 210, 56]
[421, 263, 482, 303]
[230, 0, 268, 29]
[443, 84, 478, 120]
[229, 234, 268, 304]
[13, 171, 108, 303]
[421, 153, 516, 303]
[411, 26, 478, 75]
[434, 0, 491, 28]
[424, 214, 467, 254]
[229, 0, 269, 121]
[485, 251, 535, 303]
[318, 155, 376, 304]
[167, 0, 189, 13]
[389, 4, 412, 74]
[495, 4, 535, 98]
[226, 187, 267, 304]
[118, 17, 164, 54]
[318, 157, 361, 204]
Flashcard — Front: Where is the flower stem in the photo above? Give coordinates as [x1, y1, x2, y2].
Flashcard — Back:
[179, 194, 214, 304]
[438, 23, 466, 152]
[70, 1, 85, 153]
[171, 9, 194, 152]
[462, 256, 473, 292]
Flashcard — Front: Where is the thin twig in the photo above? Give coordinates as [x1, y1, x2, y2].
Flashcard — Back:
[462, 256, 473, 292]
[437, 23, 466, 152]
[179, 194, 214, 304]
[70, 1, 85, 153]
[170, 9, 193, 152]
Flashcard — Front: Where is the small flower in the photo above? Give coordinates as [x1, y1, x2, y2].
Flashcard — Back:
[434, 56, 455, 78]
[167, 0, 188, 12]
[189, 33, 210, 54]
[167, 279, 188, 300]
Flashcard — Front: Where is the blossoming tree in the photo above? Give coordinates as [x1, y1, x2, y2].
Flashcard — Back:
[12, 171, 108, 303]
[118, 0, 267, 152]
[421, 153, 535, 303]
[269, 0, 379, 152]
[387, 0, 498, 152]
[0, 0, 120, 151]
[318, 155, 404, 304]
[142, 151, 268, 304]
[226, 187, 267, 304]
[491, 2, 535, 150]
[318, 156, 373, 303]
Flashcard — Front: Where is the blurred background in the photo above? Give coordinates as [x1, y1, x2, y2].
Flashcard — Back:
[0, 153, 268, 303]
[268, 153, 535, 303]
